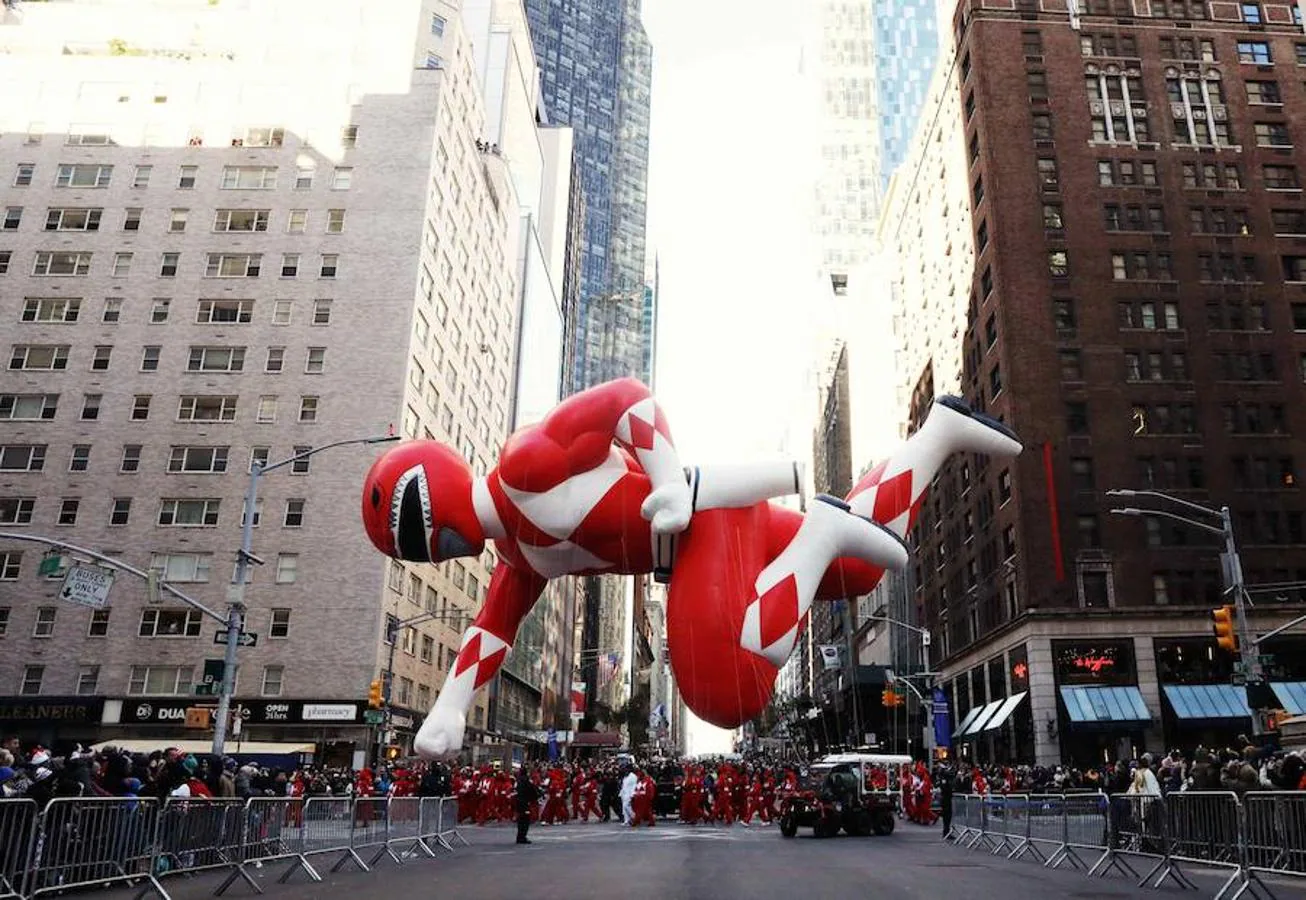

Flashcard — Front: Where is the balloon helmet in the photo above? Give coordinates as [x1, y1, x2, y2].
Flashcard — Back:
[361, 441, 486, 564]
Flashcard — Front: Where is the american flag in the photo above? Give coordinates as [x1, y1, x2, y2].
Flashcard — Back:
[598, 652, 621, 687]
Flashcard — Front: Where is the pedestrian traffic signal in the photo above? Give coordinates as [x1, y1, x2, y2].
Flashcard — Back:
[1212, 605, 1238, 653]
[881, 689, 904, 708]
[368, 679, 383, 708]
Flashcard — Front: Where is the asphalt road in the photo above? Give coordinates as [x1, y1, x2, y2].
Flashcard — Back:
[106, 818, 1306, 900]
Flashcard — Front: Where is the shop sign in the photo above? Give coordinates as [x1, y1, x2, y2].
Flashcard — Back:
[1052, 640, 1136, 685]
[117, 699, 364, 725]
[0, 696, 105, 724]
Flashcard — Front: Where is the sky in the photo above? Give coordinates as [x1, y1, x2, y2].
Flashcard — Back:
[641, 0, 825, 755]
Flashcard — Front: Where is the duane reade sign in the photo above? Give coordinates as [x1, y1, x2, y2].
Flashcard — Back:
[59, 565, 115, 609]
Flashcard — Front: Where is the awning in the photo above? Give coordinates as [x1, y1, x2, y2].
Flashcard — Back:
[951, 705, 982, 739]
[960, 700, 1004, 738]
[1060, 685, 1152, 724]
[91, 740, 314, 756]
[571, 731, 622, 747]
[983, 692, 1029, 732]
[1272, 682, 1306, 716]
[1163, 684, 1250, 721]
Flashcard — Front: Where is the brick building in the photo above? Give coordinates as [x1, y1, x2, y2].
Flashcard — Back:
[888, 0, 1306, 765]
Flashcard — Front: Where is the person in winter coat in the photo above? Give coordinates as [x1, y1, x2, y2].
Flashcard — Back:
[515, 767, 540, 845]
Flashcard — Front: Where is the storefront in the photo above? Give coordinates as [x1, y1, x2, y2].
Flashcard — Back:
[0, 696, 106, 750]
[949, 644, 1034, 764]
[1052, 639, 1152, 767]
[91, 697, 373, 766]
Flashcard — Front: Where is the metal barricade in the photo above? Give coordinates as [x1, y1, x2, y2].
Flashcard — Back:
[1241, 792, 1306, 900]
[1165, 792, 1243, 898]
[386, 798, 435, 861]
[300, 797, 367, 875]
[945, 794, 969, 845]
[214, 797, 318, 896]
[351, 797, 395, 867]
[961, 794, 989, 849]
[436, 796, 468, 848]
[1019, 793, 1064, 863]
[984, 794, 1030, 858]
[157, 798, 245, 879]
[28, 796, 167, 899]
[0, 799, 37, 900]
[1047, 792, 1109, 872]
[1091, 793, 1193, 891]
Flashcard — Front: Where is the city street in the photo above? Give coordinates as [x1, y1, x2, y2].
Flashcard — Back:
[106, 818, 1306, 900]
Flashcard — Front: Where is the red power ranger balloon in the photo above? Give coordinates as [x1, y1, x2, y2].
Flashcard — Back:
[361, 377, 1021, 758]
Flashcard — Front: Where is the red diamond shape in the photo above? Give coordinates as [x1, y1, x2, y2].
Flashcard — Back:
[628, 415, 656, 451]
[474, 647, 508, 688]
[757, 574, 800, 650]
[871, 469, 914, 527]
[454, 632, 482, 677]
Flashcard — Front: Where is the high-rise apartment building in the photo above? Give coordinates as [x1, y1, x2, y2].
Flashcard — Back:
[886, 0, 1306, 766]
[0, 0, 569, 763]
[524, 0, 655, 392]
[873, 0, 940, 188]
[522, 0, 656, 741]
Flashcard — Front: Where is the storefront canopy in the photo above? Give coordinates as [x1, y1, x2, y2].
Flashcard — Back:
[951, 705, 983, 739]
[982, 692, 1029, 732]
[959, 700, 1004, 739]
[1163, 684, 1251, 721]
[1060, 685, 1152, 724]
[1272, 682, 1306, 716]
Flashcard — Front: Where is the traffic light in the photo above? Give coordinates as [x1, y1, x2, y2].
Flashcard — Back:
[882, 689, 904, 708]
[1212, 605, 1238, 653]
[368, 679, 383, 709]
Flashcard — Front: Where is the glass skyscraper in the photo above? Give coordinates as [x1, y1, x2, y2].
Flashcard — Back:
[524, 0, 654, 393]
[873, 0, 938, 188]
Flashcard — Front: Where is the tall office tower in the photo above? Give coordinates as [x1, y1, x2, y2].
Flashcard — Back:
[884, 0, 1306, 767]
[524, 0, 655, 392]
[0, 0, 568, 763]
[873, 0, 940, 188]
[523, 0, 655, 742]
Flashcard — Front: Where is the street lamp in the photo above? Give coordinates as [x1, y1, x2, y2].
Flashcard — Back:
[1106, 488, 1257, 685]
[212, 433, 400, 756]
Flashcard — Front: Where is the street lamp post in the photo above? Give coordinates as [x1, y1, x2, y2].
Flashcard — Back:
[1107, 489, 1257, 686]
[211, 434, 399, 757]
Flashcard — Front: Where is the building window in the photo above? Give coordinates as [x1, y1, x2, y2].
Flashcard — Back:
[150, 552, 212, 583]
[120, 445, 142, 472]
[127, 665, 194, 695]
[1264, 165, 1300, 189]
[177, 166, 197, 189]
[187, 345, 246, 373]
[1048, 250, 1069, 277]
[167, 445, 229, 474]
[280, 254, 300, 278]
[87, 609, 109, 637]
[13, 163, 34, 187]
[1237, 41, 1272, 64]
[257, 395, 278, 423]
[275, 553, 298, 584]
[130, 394, 151, 421]
[0, 444, 46, 472]
[270, 608, 291, 638]
[220, 166, 277, 190]
[265, 347, 285, 373]
[139, 608, 202, 637]
[325, 210, 345, 233]
[68, 445, 91, 472]
[58, 498, 79, 525]
[21, 665, 44, 696]
[80, 393, 100, 419]
[55, 164, 112, 188]
[157, 498, 221, 527]
[33, 607, 56, 638]
[0, 497, 35, 525]
[205, 253, 261, 278]
[1255, 122, 1292, 147]
[299, 396, 319, 422]
[287, 209, 307, 233]
[305, 347, 326, 374]
[76, 665, 100, 696]
[320, 254, 338, 278]
[150, 298, 171, 323]
[3, 207, 22, 231]
[177, 395, 238, 422]
[0, 551, 19, 580]
[332, 167, 353, 190]
[0, 393, 58, 421]
[109, 498, 131, 525]
[1242, 2, 1263, 22]
[1247, 80, 1283, 104]
[1060, 350, 1084, 381]
[283, 498, 305, 528]
[313, 299, 333, 325]
[1086, 72, 1150, 142]
[1167, 76, 1231, 147]
[261, 665, 284, 697]
[33, 252, 92, 276]
[45, 207, 103, 231]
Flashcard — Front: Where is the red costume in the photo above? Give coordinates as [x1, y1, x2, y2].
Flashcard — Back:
[713, 768, 736, 825]
[541, 768, 570, 824]
[362, 379, 1022, 758]
[742, 776, 770, 825]
[681, 769, 704, 824]
[630, 773, 656, 827]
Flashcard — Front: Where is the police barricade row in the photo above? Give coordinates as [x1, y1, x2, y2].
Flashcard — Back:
[951, 791, 1306, 899]
[0, 795, 467, 900]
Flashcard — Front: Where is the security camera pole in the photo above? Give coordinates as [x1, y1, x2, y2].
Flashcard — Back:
[212, 434, 400, 756]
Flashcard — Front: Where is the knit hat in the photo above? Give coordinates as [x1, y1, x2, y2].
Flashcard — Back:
[180, 755, 198, 774]
[0, 766, 14, 784]
[123, 777, 142, 794]
[29, 748, 50, 766]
